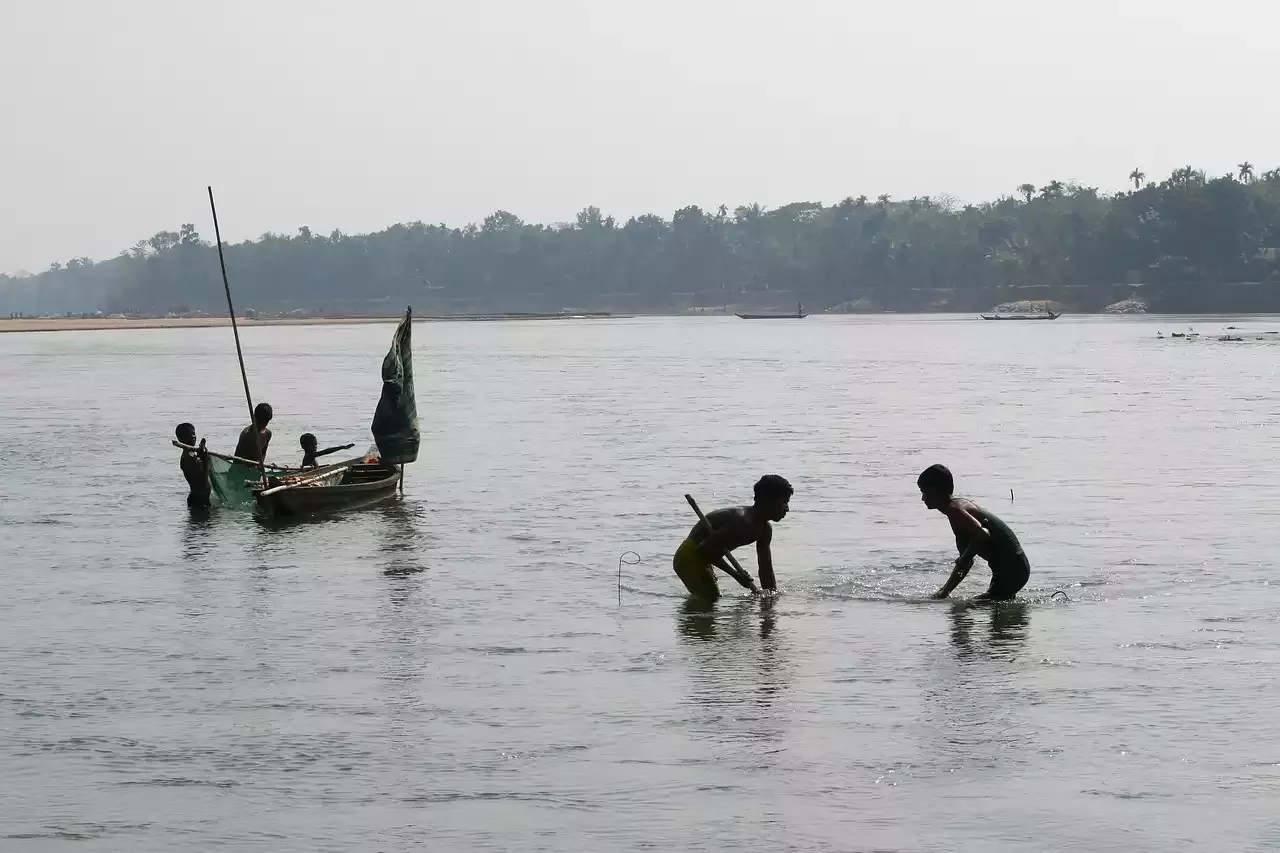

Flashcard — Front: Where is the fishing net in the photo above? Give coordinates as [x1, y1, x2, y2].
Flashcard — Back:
[208, 458, 289, 507]
[371, 308, 420, 464]
[207, 445, 381, 508]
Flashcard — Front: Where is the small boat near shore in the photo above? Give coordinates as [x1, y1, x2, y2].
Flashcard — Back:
[979, 309, 1061, 320]
[979, 301, 1060, 320]
[735, 303, 808, 320]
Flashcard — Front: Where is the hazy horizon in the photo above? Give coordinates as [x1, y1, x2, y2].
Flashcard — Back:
[2, 0, 1277, 274]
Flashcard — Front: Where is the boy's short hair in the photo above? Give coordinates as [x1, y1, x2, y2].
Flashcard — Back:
[300, 432, 317, 447]
[253, 402, 273, 426]
[917, 464, 954, 495]
[175, 422, 195, 440]
[754, 474, 793, 503]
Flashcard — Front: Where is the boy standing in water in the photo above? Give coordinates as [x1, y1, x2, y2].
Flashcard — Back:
[234, 402, 274, 463]
[176, 423, 213, 509]
[918, 464, 1030, 600]
[672, 474, 793, 601]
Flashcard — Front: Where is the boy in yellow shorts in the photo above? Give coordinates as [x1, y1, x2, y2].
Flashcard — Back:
[672, 475, 792, 600]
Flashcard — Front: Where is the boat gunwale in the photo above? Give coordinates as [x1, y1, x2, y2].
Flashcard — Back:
[252, 463, 400, 509]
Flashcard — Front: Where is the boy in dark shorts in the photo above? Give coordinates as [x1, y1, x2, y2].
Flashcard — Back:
[918, 464, 1030, 600]
[672, 474, 793, 601]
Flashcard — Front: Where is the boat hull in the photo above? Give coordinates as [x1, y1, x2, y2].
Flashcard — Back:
[979, 312, 1061, 320]
[252, 463, 402, 519]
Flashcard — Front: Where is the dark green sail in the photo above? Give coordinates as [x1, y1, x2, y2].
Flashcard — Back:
[371, 307, 420, 464]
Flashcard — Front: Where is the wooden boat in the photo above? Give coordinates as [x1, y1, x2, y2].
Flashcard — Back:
[244, 307, 418, 520]
[172, 440, 361, 507]
[736, 302, 808, 319]
[196, 190, 422, 522]
[979, 310, 1061, 320]
[251, 461, 402, 518]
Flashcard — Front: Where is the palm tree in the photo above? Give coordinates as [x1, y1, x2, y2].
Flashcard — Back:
[1017, 183, 1036, 203]
[1129, 168, 1145, 190]
[1238, 161, 1254, 183]
[876, 194, 890, 208]
[854, 195, 868, 209]
[1175, 166, 1202, 185]
[1040, 180, 1064, 199]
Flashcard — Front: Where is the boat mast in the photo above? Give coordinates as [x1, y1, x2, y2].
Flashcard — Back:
[207, 186, 269, 489]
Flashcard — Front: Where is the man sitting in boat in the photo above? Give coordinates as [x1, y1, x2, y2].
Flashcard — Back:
[176, 423, 213, 509]
[300, 433, 355, 469]
[234, 402, 274, 463]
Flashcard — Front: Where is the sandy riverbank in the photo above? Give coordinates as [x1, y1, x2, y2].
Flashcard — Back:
[0, 316, 406, 334]
[0, 313, 625, 334]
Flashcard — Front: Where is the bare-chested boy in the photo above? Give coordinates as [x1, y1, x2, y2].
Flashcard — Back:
[918, 464, 1030, 601]
[672, 474, 792, 601]
[234, 403, 273, 463]
[300, 433, 355, 468]
[176, 422, 212, 509]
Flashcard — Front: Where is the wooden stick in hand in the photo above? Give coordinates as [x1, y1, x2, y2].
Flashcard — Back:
[172, 440, 262, 468]
[684, 493, 759, 592]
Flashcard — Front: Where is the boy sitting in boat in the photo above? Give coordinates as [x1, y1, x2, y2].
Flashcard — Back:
[672, 475, 793, 600]
[234, 402, 273, 463]
[176, 423, 213, 509]
[917, 464, 1030, 600]
[300, 433, 355, 469]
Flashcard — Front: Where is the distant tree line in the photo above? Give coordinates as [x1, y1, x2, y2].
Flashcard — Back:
[4, 164, 1279, 316]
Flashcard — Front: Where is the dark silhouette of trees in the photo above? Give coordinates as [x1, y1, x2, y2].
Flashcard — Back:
[4, 165, 1279, 316]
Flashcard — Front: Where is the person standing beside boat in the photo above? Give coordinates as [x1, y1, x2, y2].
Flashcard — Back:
[176, 423, 213, 509]
[234, 402, 274, 463]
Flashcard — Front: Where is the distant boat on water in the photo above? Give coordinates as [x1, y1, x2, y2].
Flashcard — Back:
[735, 302, 808, 320]
[979, 303, 1060, 321]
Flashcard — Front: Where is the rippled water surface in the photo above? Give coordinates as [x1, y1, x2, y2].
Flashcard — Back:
[2, 315, 1278, 851]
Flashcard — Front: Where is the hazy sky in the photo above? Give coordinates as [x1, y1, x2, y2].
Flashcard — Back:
[1, 0, 1276, 272]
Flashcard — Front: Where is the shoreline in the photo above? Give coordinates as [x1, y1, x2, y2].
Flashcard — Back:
[3, 311, 1278, 335]
[0, 313, 626, 334]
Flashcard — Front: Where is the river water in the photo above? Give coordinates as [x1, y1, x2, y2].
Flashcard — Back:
[1, 315, 1277, 851]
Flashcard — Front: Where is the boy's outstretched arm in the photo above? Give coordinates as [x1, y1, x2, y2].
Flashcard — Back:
[316, 443, 357, 459]
[756, 527, 776, 591]
[931, 544, 977, 599]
